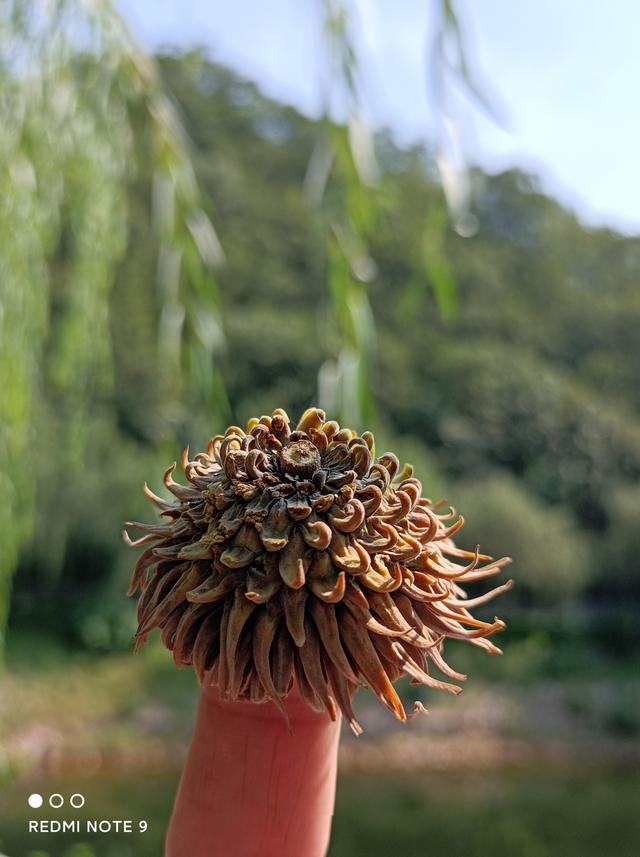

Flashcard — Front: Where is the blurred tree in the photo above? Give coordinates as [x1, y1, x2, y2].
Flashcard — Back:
[3, 17, 640, 651]
[0, 0, 227, 653]
[312, 0, 497, 428]
[598, 484, 640, 596]
[454, 474, 591, 600]
[307, 0, 381, 429]
[1, 0, 491, 653]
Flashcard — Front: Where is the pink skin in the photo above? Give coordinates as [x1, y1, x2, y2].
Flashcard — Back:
[165, 683, 342, 857]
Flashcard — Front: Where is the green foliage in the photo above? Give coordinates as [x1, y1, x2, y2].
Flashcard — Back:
[331, 772, 640, 857]
[386, 340, 640, 525]
[5, 51, 640, 646]
[0, 2, 227, 652]
[312, 2, 381, 429]
[597, 484, 640, 593]
[454, 474, 591, 599]
[11, 413, 157, 648]
[314, 0, 479, 428]
[0, 1, 506, 646]
[372, 168, 640, 532]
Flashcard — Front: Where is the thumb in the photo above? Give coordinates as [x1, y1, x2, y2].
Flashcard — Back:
[165, 682, 342, 857]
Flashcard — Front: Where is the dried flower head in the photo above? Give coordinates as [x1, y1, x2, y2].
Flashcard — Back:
[125, 407, 511, 733]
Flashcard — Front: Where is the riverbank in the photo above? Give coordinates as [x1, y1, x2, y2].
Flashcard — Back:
[3, 632, 639, 783]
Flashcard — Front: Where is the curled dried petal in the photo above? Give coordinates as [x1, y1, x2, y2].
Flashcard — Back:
[296, 407, 326, 433]
[323, 654, 362, 736]
[309, 597, 358, 685]
[278, 529, 308, 589]
[301, 518, 333, 550]
[328, 499, 366, 533]
[330, 532, 371, 574]
[253, 603, 290, 728]
[245, 568, 282, 604]
[281, 585, 308, 647]
[192, 609, 223, 683]
[339, 609, 406, 721]
[187, 571, 243, 604]
[298, 617, 337, 721]
[225, 586, 258, 686]
[256, 498, 292, 551]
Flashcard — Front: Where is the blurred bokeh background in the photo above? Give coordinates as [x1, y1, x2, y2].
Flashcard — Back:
[1, 1, 639, 855]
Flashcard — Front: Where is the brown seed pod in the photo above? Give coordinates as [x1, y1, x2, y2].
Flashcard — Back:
[124, 407, 512, 734]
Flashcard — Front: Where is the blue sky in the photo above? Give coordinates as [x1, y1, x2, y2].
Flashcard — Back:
[117, 0, 640, 235]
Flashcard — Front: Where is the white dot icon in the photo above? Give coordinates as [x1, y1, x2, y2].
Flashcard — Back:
[28, 793, 43, 809]
[49, 793, 64, 808]
[70, 793, 85, 808]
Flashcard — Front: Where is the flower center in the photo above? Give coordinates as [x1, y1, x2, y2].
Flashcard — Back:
[279, 439, 321, 479]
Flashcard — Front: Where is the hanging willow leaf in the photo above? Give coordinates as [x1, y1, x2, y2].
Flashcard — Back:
[312, 0, 494, 425]
[308, 1, 381, 431]
[0, 0, 229, 653]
